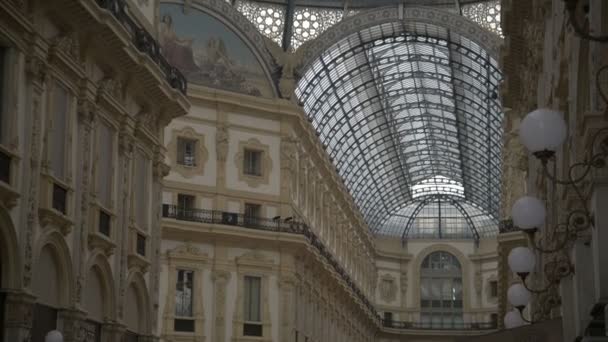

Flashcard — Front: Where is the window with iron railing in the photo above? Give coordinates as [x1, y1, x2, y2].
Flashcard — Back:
[244, 203, 261, 226]
[177, 194, 195, 219]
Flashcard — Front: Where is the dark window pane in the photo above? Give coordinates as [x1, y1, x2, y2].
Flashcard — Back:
[31, 304, 57, 342]
[174, 319, 195, 332]
[490, 281, 498, 297]
[99, 210, 111, 237]
[177, 194, 195, 219]
[0, 149, 10, 184]
[136, 233, 146, 256]
[243, 149, 262, 176]
[52, 183, 68, 214]
[243, 323, 262, 337]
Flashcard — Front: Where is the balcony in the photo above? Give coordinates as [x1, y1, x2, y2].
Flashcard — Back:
[162, 204, 378, 321]
[382, 319, 498, 330]
[95, 0, 187, 95]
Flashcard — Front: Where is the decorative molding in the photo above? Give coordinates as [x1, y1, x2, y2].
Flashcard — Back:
[167, 242, 209, 262]
[166, 126, 208, 179]
[88, 232, 117, 257]
[235, 249, 275, 269]
[378, 273, 397, 303]
[234, 138, 273, 188]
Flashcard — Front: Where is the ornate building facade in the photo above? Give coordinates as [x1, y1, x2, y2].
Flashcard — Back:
[0, 0, 189, 341]
[1, 0, 559, 341]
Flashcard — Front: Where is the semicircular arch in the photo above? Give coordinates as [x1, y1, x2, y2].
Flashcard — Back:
[159, 0, 280, 98]
[85, 252, 117, 321]
[124, 270, 150, 334]
[32, 230, 75, 308]
[410, 244, 472, 311]
[295, 5, 502, 75]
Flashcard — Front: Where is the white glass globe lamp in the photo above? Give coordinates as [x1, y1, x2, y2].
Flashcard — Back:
[519, 108, 567, 158]
[45, 330, 63, 342]
[507, 283, 531, 309]
[511, 196, 546, 231]
[504, 309, 526, 329]
[508, 247, 536, 277]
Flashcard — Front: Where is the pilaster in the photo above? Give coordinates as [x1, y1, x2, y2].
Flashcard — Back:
[211, 269, 230, 342]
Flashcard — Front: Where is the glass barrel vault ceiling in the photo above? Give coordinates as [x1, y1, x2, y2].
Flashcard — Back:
[295, 21, 503, 239]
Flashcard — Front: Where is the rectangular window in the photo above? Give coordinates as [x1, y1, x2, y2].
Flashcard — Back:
[177, 194, 195, 219]
[383, 312, 393, 327]
[490, 280, 498, 297]
[99, 209, 111, 237]
[244, 203, 261, 226]
[175, 270, 193, 317]
[51, 82, 69, 181]
[177, 137, 197, 167]
[52, 183, 68, 214]
[136, 233, 146, 256]
[0, 149, 10, 184]
[243, 275, 262, 336]
[134, 151, 149, 229]
[243, 149, 262, 176]
[97, 120, 114, 208]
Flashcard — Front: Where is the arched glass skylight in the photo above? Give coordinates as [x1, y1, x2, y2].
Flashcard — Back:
[295, 20, 503, 239]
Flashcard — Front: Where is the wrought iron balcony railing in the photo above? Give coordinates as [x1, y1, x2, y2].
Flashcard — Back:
[163, 205, 501, 331]
[382, 319, 498, 330]
[162, 204, 378, 320]
[96, 0, 187, 95]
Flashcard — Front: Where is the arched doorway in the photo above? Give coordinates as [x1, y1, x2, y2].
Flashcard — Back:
[31, 239, 72, 342]
[419, 251, 463, 328]
[123, 274, 149, 342]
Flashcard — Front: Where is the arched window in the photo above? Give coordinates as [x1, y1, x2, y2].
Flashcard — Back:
[420, 251, 463, 328]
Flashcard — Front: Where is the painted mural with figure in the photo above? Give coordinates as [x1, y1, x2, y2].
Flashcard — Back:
[159, 3, 274, 97]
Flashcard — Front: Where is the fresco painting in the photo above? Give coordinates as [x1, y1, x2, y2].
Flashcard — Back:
[159, 3, 273, 97]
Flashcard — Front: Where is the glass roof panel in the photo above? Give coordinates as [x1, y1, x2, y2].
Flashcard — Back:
[295, 20, 503, 239]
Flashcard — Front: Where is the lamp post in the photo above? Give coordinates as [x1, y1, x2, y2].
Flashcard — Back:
[502, 107, 608, 328]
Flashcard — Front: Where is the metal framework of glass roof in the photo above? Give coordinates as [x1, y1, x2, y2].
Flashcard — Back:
[295, 20, 503, 240]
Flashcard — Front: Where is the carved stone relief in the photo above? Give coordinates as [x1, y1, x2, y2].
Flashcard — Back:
[378, 273, 397, 303]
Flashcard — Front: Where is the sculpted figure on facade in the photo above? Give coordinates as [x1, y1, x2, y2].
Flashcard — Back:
[216, 123, 229, 163]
